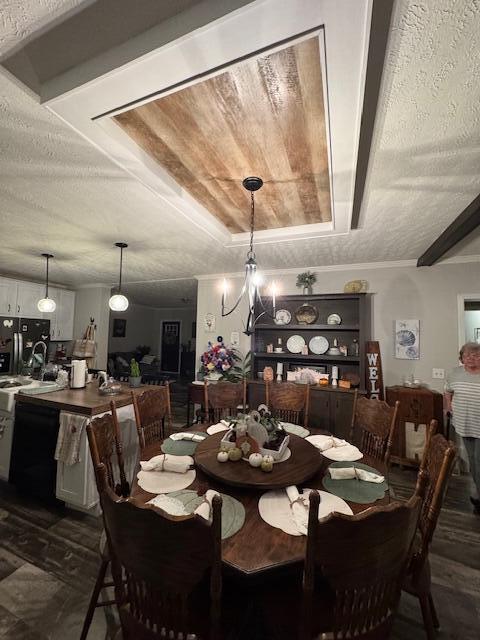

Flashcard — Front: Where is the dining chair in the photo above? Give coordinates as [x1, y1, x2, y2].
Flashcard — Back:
[404, 431, 456, 640]
[349, 390, 399, 469]
[300, 491, 423, 640]
[97, 462, 224, 640]
[81, 403, 131, 640]
[204, 380, 247, 423]
[265, 381, 310, 427]
[132, 384, 172, 449]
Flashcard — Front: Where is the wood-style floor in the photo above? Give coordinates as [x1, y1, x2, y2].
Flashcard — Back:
[0, 387, 478, 638]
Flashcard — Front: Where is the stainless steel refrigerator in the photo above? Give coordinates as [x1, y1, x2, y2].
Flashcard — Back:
[0, 317, 50, 376]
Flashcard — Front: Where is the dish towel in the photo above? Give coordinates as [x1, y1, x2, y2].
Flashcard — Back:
[286, 486, 309, 535]
[317, 437, 348, 452]
[169, 432, 207, 442]
[328, 466, 384, 483]
[194, 489, 221, 520]
[140, 454, 193, 474]
[55, 412, 88, 466]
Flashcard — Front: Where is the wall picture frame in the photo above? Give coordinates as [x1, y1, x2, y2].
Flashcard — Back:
[395, 319, 420, 360]
[112, 318, 127, 338]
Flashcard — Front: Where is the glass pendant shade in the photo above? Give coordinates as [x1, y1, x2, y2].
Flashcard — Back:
[109, 293, 129, 312]
[37, 297, 56, 313]
[37, 253, 56, 313]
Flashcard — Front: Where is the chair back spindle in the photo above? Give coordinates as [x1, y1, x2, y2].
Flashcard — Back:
[132, 386, 172, 449]
[350, 390, 399, 467]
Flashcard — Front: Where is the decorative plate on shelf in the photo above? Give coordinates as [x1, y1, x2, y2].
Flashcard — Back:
[327, 313, 341, 325]
[286, 335, 306, 354]
[294, 303, 318, 324]
[309, 335, 329, 355]
[274, 309, 291, 325]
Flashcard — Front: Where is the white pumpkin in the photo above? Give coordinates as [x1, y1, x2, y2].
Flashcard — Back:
[248, 453, 263, 468]
[217, 450, 229, 463]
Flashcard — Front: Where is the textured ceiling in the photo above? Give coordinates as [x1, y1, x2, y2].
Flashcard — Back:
[114, 36, 331, 233]
[0, 0, 480, 307]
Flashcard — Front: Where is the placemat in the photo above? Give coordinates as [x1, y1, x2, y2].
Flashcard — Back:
[137, 469, 196, 494]
[161, 437, 198, 456]
[168, 490, 245, 540]
[281, 423, 310, 438]
[323, 462, 388, 503]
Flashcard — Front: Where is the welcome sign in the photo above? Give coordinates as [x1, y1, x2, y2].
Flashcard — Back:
[365, 341, 384, 400]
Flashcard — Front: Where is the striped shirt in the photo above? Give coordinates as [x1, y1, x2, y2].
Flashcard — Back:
[445, 366, 480, 438]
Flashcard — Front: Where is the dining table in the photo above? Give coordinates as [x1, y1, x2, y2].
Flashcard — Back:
[130, 425, 390, 580]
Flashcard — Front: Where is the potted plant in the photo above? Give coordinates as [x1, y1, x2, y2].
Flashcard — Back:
[296, 271, 317, 295]
[129, 358, 142, 388]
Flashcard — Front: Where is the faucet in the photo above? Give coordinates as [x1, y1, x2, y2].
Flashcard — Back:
[30, 341, 48, 380]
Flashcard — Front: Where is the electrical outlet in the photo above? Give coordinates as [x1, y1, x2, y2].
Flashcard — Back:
[432, 368, 445, 379]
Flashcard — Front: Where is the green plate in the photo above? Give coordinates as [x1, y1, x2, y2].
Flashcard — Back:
[322, 461, 388, 504]
[168, 490, 246, 540]
[161, 437, 199, 457]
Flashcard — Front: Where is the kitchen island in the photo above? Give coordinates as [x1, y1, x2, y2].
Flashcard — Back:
[10, 383, 144, 512]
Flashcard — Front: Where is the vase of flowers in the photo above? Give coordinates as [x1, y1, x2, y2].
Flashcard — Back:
[296, 271, 317, 295]
[200, 339, 237, 381]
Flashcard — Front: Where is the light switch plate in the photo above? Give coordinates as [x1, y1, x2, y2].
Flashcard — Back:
[432, 368, 445, 379]
[230, 331, 240, 347]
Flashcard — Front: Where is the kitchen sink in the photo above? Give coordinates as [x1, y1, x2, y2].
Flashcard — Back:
[0, 377, 33, 389]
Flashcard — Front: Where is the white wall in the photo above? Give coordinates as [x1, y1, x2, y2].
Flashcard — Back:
[109, 303, 159, 354]
[73, 285, 111, 369]
[196, 261, 480, 392]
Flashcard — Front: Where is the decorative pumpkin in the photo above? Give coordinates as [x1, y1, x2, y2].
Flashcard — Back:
[217, 450, 229, 463]
[248, 453, 263, 468]
[228, 447, 242, 462]
[261, 455, 274, 472]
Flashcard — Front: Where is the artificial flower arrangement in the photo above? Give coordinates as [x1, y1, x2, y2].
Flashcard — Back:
[200, 338, 237, 378]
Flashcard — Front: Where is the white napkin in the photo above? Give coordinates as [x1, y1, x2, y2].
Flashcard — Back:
[286, 486, 309, 535]
[194, 489, 221, 520]
[221, 419, 233, 427]
[140, 454, 193, 474]
[328, 466, 384, 483]
[317, 436, 348, 452]
[169, 432, 206, 442]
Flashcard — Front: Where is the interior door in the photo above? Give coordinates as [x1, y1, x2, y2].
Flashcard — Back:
[161, 321, 180, 373]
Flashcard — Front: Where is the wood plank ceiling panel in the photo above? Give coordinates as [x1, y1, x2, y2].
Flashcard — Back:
[113, 36, 331, 233]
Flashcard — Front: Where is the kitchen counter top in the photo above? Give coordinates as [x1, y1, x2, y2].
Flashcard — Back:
[15, 383, 146, 416]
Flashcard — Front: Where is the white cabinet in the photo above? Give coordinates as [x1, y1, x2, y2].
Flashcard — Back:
[0, 279, 18, 316]
[46, 288, 75, 341]
[16, 282, 44, 319]
[0, 415, 14, 481]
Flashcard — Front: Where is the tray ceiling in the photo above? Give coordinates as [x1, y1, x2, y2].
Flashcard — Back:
[113, 36, 331, 234]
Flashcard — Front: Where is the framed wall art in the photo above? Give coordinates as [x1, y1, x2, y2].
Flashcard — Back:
[395, 319, 420, 359]
[112, 318, 127, 338]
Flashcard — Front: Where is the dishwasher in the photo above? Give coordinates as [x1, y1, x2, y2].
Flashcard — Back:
[9, 402, 62, 503]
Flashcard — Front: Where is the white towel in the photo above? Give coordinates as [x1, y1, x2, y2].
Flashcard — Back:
[140, 454, 193, 474]
[55, 412, 88, 465]
[286, 485, 309, 535]
[328, 466, 384, 483]
[169, 432, 206, 442]
[194, 489, 221, 520]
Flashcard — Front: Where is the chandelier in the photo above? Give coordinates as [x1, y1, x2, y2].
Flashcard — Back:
[221, 177, 276, 336]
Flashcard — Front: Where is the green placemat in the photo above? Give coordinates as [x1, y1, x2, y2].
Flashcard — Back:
[168, 490, 246, 540]
[282, 423, 310, 438]
[322, 462, 388, 504]
[161, 437, 199, 456]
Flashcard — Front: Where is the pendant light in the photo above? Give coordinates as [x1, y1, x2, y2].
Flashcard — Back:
[221, 177, 276, 336]
[109, 242, 129, 312]
[37, 253, 56, 313]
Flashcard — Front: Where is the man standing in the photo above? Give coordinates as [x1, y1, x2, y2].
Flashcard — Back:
[445, 342, 480, 515]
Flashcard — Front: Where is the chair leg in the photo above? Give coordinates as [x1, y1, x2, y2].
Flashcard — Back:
[418, 592, 436, 640]
[428, 593, 440, 629]
[80, 558, 110, 640]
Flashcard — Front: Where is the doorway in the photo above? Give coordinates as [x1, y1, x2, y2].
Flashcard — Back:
[457, 294, 480, 349]
[161, 321, 181, 373]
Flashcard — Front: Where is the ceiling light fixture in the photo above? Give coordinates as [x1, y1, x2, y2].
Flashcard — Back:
[109, 242, 129, 312]
[221, 177, 276, 336]
[37, 253, 56, 313]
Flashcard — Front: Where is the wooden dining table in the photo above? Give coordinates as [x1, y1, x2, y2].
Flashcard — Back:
[131, 426, 389, 579]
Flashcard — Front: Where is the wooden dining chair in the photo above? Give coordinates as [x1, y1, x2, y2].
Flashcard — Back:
[300, 491, 423, 640]
[204, 380, 247, 423]
[81, 403, 131, 640]
[97, 462, 224, 640]
[403, 431, 456, 640]
[265, 381, 310, 427]
[349, 390, 399, 469]
[132, 385, 172, 449]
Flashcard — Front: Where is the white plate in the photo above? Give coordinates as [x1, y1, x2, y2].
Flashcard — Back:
[286, 335, 306, 354]
[274, 309, 292, 325]
[327, 313, 342, 325]
[137, 469, 196, 494]
[207, 423, 229, 435]
[309, 335, 329, 355]
[258, 488, 353, 536]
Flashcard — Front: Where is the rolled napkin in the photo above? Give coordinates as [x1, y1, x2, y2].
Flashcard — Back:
[194, 489, 221, 520]
[140, 454, 193, 474]
[169, 432, 206, 442]
[328, 466, 384, 483]
[221, 419, 233, 427]
[285, 485, 309, 535]
[318, 436, 348, 451]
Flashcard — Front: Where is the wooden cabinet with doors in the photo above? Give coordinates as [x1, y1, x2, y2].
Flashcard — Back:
[385, 385, 444, 466]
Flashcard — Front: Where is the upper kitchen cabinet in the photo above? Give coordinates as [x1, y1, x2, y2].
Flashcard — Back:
[0, 278, 18, 316]
[46, 288, 76, 341]
[16, 282, 45, 319]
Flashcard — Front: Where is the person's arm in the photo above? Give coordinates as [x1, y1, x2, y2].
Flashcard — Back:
[444, 373, 453, 412]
